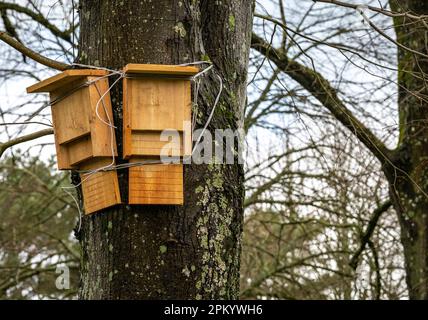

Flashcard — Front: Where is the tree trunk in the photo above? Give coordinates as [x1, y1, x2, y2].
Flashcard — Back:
[388, 0, 428, 300]
[76, 0, 253, 299]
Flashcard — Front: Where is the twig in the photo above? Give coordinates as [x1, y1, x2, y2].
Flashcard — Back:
[0, 128, 54, 158]
[0, 121, 52, 127]
[368, 240, 382, 300]
[251, 32, 393, 165]
[0, 31, 70, 70]
[0, 2, 74, 42]
[313, 0, 428, 20]
[349, 200, 392, 270]
[313, 0, 428, 59]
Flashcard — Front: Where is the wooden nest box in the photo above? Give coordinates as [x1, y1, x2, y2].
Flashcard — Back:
[123, 64, 199, 205]
[27, 69, 121, 214]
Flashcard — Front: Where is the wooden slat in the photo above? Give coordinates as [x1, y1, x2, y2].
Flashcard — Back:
[79, 158, 121, 214]
[128, 160, 183, 205]
[128, 183, 183, 192]
[130, 165, 183, 173]
[130, 79, 189, 130]
[130, 131, 183, 157]
[66, 135, 93, 166]
[130, 177, 183, 185]
[130, 170, 182, 179]
[123, 77, 192, 158]
[123, 77, 133, 158]
[129, 198, 184, 205]
[26, 69, 108, 93]
[123, 64, 199, 76]
[51, 84, 92, 145]
[88, 76, 118, 157]
[131, 191, 182, 198]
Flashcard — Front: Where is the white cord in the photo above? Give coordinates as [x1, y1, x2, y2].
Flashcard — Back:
[72, 63, 122, 75]
[179, 61, 212, 67]
[191, 73, 223, 156]
[63, 188, 82, 233]
[192, 64, 214, 80]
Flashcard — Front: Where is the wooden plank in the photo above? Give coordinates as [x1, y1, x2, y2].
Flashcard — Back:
[56, 145, 72, 170]
[130, 164, 183, 172]
[123, 64, 199, 76]
[128, 160, 184, 205]
[128, 183, 183, 192]
[131, 191, 183, 198]
[79, 158, 121, 214]
[88, 76, 118, 157]
[129, 79, 189, 130]
[26, 69, 108, 93]
[66, 134, 93, 166]
[50, 83, 92, 145]
[123, 77, 133, 158]
[130, 131, 183, 157]
[129, 177, 183, 185]
[129, 198, 184, 205]
[123, 77, 192, 158]
[130, 171, 183, 179]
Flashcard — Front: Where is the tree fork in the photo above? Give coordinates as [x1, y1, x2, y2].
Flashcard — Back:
[77, 0, 253, 299]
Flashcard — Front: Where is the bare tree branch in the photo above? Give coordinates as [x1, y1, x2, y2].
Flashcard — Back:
[251, 32, 393, 165]
[368, 240, 382, 300]
[0, 2, 73, 42]
[0, 128, 53, 158]
[313, 0, 428, 21]
[0, 8, 26, 62]
[0, 31, 69, 70]
[349, 200, 392, 270]
[313, 0, 428, 59]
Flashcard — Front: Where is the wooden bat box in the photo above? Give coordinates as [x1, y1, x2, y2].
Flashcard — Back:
[122, 64, 199, 205]
[79, 159, 122, 214]
[27, 69, 121, 214]
[27, 69, 118, 169]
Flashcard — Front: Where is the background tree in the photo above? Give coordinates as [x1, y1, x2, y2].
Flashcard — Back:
[0, 152, 79, 299]
[251, 0, 428, 299]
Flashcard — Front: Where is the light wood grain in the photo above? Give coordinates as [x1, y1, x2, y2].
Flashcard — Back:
[88, 76, 118, 158]
[123, 63, 199, 76]
[26, 69, 108, 93]
[51, 80, 92, 146]
[130, 131, 183, 157]
[66, 134, 92, 166]
[123, 77, 192, 158]
[79, 158, 121, 215]
[128, 158, 184, 205]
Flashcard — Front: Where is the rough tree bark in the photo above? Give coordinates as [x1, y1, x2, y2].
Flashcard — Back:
[76, 0, 253, 299]
[388, 0, 428, 300]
